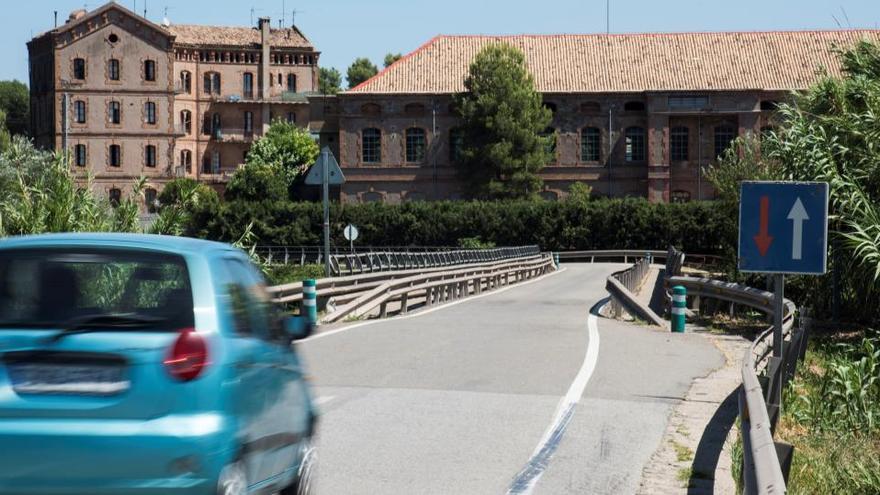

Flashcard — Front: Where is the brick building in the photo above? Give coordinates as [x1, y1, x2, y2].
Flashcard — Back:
[337, 31, 880, 203]
[27, 2, 319, 208]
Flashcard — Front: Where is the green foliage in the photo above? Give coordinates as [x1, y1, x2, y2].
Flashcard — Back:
[566, 182, 593, 204]
[151, 178, 220, 236]
[265, 264, 326, 285]
[453, 44, 552, 199]
[780, 332, 880, 494]
[383, 52, 403, 68]
[225, 162, 288, 202]
[0, 80, 29, 136]
[0, 110, 11, 153]
[705, 137, 782, 205]
[346, 57, 378, 89]
[0, 137, 139, 236]
[244, 119, 319, 188]
[186, 197, 731, 255]
[318, 67, 342, 95]
[457, 237, 496, 249]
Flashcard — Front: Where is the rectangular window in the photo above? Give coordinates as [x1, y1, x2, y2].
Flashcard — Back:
[625, 127, 646, 162]
[145, 145, 156, 168]
[73, 58, 86, 80]
[580, 127, 601, 162]
[144, 188, 158, 213]
[74, 101, 86, 124]
[405, 128, 426, 163]
[287, 74, 297, 92]
[243, 73, 254, 99]
[670, 127, 689, 161]
[144, 102, 156, 125]
[74, 144, 87, 167]
[109, 101, 121, 125]
[286, 112, 296, 123]
[144, 60, 156, 82]
[714, 126, 737, 159]
[668, 96, 709, 110]
[244, 111, 253, 134]
[109, 144, 121, 167]
[108, 59, 120, 81]
[212, 151, 221, 174]
[362, 128, 381, 163]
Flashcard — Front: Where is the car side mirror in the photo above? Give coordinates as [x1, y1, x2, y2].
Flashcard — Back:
[284, 316, 314, 341]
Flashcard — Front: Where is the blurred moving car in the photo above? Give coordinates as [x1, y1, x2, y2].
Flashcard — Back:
[0, 234, 316, 495]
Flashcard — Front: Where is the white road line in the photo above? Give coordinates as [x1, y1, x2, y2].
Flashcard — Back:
[507, 298, 607, 495]
[301, 268, 568, 343]
[313, 396, 335, 406]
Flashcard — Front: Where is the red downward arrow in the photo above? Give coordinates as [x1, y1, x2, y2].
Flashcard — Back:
[753, 196, 774, 256]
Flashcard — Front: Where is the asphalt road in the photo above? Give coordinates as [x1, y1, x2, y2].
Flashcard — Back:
[299, 264, 723, 495]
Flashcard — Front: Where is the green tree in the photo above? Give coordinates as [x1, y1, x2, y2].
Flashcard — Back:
[0, 110, 11, 153]
[384, 52, 403, 68]
[245, 119, 319, 187]
[225, 162, 288, 202]
[453, 44, 552, 199]
[0, 80, 29, 136]
[319, 67, 342, 95]
[346, 57, 378, 89]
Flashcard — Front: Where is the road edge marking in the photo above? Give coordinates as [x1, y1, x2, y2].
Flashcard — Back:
[301, 267, 568, 343]
[506, 297, 608, 495]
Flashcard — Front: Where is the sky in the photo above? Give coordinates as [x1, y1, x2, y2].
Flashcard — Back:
[8, 0, 880, 86]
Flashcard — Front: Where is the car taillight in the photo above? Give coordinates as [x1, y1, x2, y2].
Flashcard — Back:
[164, 328, 208, 382]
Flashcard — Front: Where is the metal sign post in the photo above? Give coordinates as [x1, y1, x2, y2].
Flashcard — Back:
[304, 147, 346, 278]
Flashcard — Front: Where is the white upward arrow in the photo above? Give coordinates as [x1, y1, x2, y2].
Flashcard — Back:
[787, 198, 809, 261]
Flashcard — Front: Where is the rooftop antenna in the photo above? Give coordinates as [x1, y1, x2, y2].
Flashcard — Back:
[54, 10, 58, 28]
[840, 6, 852, 28]
[143, 0, 147, 19]
[162, 6, 171, 27]
[250, 7, 264, 26]
[291, 8, 304, 27]
[606, 0, 610, 35]
[282, 0, 286, 26]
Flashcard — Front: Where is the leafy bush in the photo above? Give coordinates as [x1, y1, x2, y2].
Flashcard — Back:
[186, 197, 733, 254]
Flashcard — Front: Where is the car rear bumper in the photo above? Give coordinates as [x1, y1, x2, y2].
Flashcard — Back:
[0, 413, 233, 495]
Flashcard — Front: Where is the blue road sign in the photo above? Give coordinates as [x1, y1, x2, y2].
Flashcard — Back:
[738, 181, 829, 275]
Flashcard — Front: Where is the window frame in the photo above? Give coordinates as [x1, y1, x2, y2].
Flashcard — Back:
[144, 101, 157, 125]
[287, 73, 296, 92]
[181, 149, 192, 174]
[362, 128, 381, 164]
[179, 70, 192, 94]
[73, 58, 86, 80]
[580, 127, 601, 163]
[108, 188, 122, 207]
[144, 187, 158, 213]
[670, 126, 689, 161]
[108, 101, 121, 125]
[625, 126, 646, 162]
[449, 128, 464, 163]
[143, 60, 156, 82]
[108, 59, 120, 81]
[109, 144, 122, 168]
[74, 144, 87, 167]
[180, 110, 192, 134]
[243, 72, 254, 99]
[714, 125, 737, 160]
[144, 144, 157, 168]
[405, 127, 427, 163]
[74, 100, 87, 124]
[244, 111, 253, 134]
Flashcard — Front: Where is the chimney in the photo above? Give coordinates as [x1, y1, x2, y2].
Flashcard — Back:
[258, 17, 272, 130]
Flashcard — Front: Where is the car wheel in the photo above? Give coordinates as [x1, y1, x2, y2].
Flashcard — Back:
[217, 460, 247, 495]
[281, 440, 316, 495]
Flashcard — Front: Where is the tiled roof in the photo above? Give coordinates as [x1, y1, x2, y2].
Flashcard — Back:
[167, 24, 313, 49]
[348, 30, 880, 94]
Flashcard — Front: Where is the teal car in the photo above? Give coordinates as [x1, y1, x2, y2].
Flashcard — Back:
[0, 234, 316, 495]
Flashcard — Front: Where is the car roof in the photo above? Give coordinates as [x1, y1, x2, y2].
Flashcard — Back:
[0, 233, 239, 256]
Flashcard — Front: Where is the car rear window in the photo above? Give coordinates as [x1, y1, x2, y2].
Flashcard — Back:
[0, 248, 194, 330]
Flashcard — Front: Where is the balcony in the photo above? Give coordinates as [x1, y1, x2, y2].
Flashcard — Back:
[210, 91, 312, 104]
[211, 128, 256, 143]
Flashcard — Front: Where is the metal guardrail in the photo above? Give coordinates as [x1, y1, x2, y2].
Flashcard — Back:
[667, 275, 805, 495]
[605, 256, 666, 327]
[328, 246, 540, 276]
[559, 249, 719, 268]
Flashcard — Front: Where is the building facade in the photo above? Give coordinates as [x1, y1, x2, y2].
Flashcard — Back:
[337, 31, 879, 203]
[27, 2, 319, 208]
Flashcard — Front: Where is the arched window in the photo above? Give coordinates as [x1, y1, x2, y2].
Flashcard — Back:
[361, 103, 381, 116]
[405, 128, 426, 163]
[625, 127, 646, 162]
[108, 188, 121, 207]
[362, 128, 381, 163]
[144, 187, 158, 213]
[204, 72, 221, 94]
[179, 70, 191, 93]
[180, 149, 192, 173]
[108, 59, 120, 81]
[287, 74, 297, 92]
[73, 58, 86, 80]
[143, 60, 156, 82]
[74, 100, 86, 123]
[580, 127, 601, 162]
[180, 110, 192, 134]
[624, 101, 645, 112]
[714, 125, 736, 159]
[670, 126, 689, 161]
[580, 101, 601, 114]
[144, 144, 157, 168]
[449, 128, 464, 163]
[243, 72, 254, 98]
[404, 103, 426, 115]
[144, 101, 156, 125]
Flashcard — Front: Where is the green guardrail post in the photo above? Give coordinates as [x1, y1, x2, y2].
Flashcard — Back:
[672, 285, 686, 333]
[303, 279, 318, 324]
[553, 252, 560, 268]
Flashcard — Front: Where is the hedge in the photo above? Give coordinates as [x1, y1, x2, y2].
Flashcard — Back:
[186, 198, 735, 255]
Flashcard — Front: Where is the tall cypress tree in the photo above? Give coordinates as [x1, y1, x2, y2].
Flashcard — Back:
[454, 44, 552, 199]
